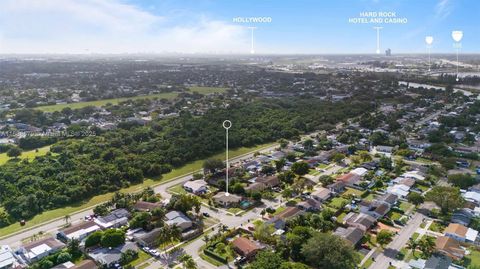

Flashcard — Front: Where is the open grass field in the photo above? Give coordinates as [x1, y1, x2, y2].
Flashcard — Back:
[0, 145, 52, 165]
[35, 86, 227, 112]
[0, 142, 275, 237]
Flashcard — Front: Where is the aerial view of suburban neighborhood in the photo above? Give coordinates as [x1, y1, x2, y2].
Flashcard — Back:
[0, 0, 479, 269]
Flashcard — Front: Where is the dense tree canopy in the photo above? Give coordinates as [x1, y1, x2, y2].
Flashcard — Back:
[0, 98, 372, 223]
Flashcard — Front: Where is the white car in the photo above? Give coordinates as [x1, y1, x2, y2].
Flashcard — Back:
[142, 247, 150, 252]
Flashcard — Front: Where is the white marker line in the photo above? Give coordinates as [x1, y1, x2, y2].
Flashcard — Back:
[222, 120, 232, 195]
[373, 27, 383, 54]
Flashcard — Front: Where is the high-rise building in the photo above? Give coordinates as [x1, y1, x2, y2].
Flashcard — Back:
[385, 48, 392, 56]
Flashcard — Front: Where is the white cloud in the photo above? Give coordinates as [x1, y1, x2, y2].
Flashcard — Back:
[0, 0, 250, 54]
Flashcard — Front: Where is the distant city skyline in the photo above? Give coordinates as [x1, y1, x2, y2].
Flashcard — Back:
[0, 0, 478, 54]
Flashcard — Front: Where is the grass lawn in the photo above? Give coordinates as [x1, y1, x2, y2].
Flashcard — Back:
[0, 142, 275, 238]
[189, 86, 228, 94]
[336, 212, 347, 223]
[364, 193, 376, 202]
[411, 232, 420, 241]
[388, 211, 403, 221]
[129, 250, 150, 267]
[342, 187, 365, 198]
[273, 206, 286, 216]
[414, 184, 429, 192]
[227, 208, 243, 215]
[35, 87, 227, 113]
[463, 248, 480, 267]
[428, 221, 446, 233]
[327, 197, 350, 209]
[362, 257, 374, 268]
[0, 146, 52, 165]
[399, 201, 413, 212]
[36, 92, 180, 112]
[167, 184, 187, 195]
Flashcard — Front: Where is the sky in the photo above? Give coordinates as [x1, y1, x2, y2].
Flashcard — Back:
[0, 0, 478, 54]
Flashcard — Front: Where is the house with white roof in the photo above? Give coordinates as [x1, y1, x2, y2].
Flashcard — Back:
[0, 245, 21, 269]
[444, 223, 479, 244]
[387, 184, 410, 198]
[183, 180, 208, 195]
[350, 167, 368, 177]
[16, 237, 65, 264]
[463, 191, 480, 205]
[401, 170, 425, 181]
[57, 221, 101, 242]
[94, 208, 130, 229]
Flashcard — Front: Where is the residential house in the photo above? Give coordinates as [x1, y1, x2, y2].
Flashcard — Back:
[57, 221, 101, 242]
[296, 198, 322, 212]
[451, 208, 474, 226]
[424, 255, 452, 269]
[183, 180, 208, 195]
[256, 176, 280, 188]
[444, 223, 479, 244]
[336, 173, 363, 189]
[88, 242, 138, 268]
[371, 145, 394, 157]
[327, 181, 346, 194]
[310, 187, 332, 202]
[212, 192, 242, 208]
[387, 183, 411, 198]
[0, 245, 21, 269]
[435, 236, 465, 260]
[267, 207, 304, 230]
[94, 208, 130, 229]
[53, 260, 98, 269]
[350, 167, 368, 177]
[16, 237, 65, 264]
[378, 193, 398, 207]
[231, 237, 263, 259]
[244, 182, 266, 193]
[343, 212, 376, 231]
[133, 201, 162, 212]
[165, 211, 193, 231]
[132, 228, 162, 248]
[359, 201, 390, 219]
[333, 226, 365, 246]
[463, 191, 480, 205]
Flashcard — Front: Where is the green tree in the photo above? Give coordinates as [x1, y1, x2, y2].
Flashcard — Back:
[85, 230, 103, 247]
[448, 173, 477, 189]
[275, 158, 287, 172]
[377, 230, 394, 246]
[6, 147, 22, 159]
[418, 236, 435, 258]
[379, 156, 392, 170]
[406, 237, 418, 257]
[407, 192, 425, 206]
[203, 158, 224, 173]
[425, 186, 465, 215]
[301, 233, 358, 269]
[250, 251, 284, 269]
[291, 161, 309, 176]
[56, 252, 72, 264]
[179, 254, 197, 269]
[331, 153, 346, 164]
[100, 229, 125, 248]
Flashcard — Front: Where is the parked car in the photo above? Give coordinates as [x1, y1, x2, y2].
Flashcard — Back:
[202, 212, 210, 217]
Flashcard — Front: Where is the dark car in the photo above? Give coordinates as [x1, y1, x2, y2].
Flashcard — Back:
[202, 212, 210, 217]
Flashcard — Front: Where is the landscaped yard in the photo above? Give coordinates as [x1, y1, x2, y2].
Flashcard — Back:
[35, 87, 227, 112]
[342, 187, 365, 198]
[0, 145, 53, 165]
[128, 250, 150, 267]
[428, 221, 446, 233]
[227, 208, 243, 215]
[167, 184, 187, 195]
[387, 211, 403, 221]
[327, 197, 350, 209]
[398, 201, 413, 212]
[462, 248, 480, 268]
[411, 232, 420, 241]
[0, 142, 275, 238]
[273, 206, 286, 216]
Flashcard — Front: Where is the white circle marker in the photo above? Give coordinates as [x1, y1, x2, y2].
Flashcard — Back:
[223, 120, 232, 196]
[425, 36, 434, 72]
[451, 30, 463, 81]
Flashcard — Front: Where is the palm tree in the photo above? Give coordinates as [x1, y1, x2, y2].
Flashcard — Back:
[406, 238, 418, 257]
[418, 236, 435, 258]
[179, 254, 197, 269]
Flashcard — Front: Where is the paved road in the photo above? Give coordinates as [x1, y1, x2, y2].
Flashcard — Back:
[0, 144, 278, 249]
[370, 212, 424, 269]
